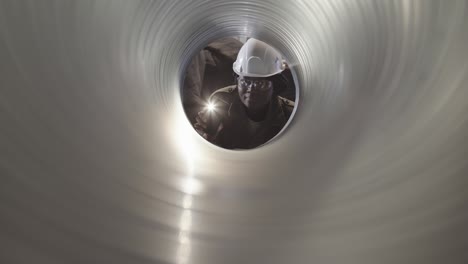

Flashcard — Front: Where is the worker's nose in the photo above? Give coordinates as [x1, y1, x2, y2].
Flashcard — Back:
[247, 82, 255, 91]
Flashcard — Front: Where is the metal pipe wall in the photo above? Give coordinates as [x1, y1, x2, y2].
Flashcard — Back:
[1, 1, 467, 263]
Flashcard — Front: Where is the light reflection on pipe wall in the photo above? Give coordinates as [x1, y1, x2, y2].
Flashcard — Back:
[172, 105, 200, 264]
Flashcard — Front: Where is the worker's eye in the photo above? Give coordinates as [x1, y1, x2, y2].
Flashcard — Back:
[239, 79, 269, 90]
[181, 36, 298, 150]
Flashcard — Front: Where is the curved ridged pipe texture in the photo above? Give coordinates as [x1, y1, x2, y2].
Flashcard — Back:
[1, 1, 467, 263]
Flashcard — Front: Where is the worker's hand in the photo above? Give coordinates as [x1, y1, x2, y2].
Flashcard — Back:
[194, 108, 224, 142]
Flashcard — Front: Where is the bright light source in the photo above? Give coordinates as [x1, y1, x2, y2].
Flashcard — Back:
[206, 102, 215, 112]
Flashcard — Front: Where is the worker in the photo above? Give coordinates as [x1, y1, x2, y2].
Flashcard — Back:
[194, 38, 295, 149]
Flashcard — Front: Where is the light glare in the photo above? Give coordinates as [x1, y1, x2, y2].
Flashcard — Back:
[206, 102, 215, 111]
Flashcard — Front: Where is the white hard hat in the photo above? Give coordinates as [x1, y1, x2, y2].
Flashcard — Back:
[233, 38, 285, 78]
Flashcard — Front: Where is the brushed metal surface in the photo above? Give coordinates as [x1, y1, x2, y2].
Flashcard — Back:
[1, 1, 467, 263]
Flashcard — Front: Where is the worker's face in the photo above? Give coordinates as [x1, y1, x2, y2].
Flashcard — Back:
[237, 76, 273, 111]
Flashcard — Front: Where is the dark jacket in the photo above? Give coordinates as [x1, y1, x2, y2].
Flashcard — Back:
[206, 85, 295, 149]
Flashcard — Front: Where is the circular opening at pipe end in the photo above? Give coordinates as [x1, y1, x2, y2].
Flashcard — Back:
[182, 36, 298, 150]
